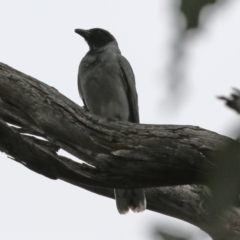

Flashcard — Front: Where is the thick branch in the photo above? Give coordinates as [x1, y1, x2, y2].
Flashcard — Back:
[0, 62, 240, 238]
[0, 63, 238, 188]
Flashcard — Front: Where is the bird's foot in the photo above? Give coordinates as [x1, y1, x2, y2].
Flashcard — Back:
[83, 106, 89, 111]
[107, 117, 118, 122]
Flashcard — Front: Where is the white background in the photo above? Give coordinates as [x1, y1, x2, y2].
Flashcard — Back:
[1, 1, 240, 239]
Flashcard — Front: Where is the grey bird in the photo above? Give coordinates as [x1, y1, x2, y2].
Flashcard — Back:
[75, 28, 146, 214]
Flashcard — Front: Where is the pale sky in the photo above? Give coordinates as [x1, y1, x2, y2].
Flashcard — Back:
[1, 1, 240, 239]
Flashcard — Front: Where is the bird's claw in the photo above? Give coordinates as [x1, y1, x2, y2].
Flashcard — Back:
[83, 106, 89, 111]
[107, 117, 118, 122]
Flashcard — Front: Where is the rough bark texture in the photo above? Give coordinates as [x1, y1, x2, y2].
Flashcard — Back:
[0, 62, 240, 239]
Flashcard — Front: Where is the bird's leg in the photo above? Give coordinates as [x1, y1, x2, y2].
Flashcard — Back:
[83, 105, 89, 111]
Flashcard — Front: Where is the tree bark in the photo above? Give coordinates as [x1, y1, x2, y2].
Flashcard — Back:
[0, 62, 240, 239]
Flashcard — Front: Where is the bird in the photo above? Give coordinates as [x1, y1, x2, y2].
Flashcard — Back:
[75, 28, 146, 214]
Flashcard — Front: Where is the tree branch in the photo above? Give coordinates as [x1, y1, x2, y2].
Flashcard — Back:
[218, 88, 240, 114]
[0, 62, 240, 239]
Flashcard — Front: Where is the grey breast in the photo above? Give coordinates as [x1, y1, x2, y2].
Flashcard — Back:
[78, 48, 130, 121]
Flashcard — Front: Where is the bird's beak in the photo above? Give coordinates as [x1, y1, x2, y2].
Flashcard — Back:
[75, 29, 90, 39]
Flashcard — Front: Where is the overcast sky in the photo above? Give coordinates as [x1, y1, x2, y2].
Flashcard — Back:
[1, 1, 240, 239]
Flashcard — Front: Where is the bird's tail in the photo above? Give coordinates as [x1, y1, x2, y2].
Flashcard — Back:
[114, 189, 146, 214]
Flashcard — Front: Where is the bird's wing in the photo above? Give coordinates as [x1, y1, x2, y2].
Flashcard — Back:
[118, 55, 139, 123]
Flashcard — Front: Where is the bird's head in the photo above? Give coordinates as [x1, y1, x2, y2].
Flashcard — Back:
[75, 28, 116, 50]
